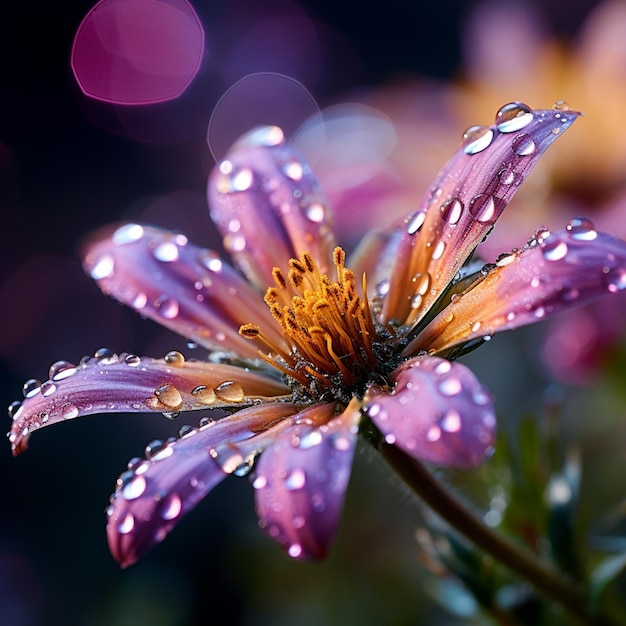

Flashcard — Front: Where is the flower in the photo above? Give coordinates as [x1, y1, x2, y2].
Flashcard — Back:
[8, 103, 626, 568]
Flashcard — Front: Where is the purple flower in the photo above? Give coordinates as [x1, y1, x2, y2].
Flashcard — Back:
[8, 103, 626, 568]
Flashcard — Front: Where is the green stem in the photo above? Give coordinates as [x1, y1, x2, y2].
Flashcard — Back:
[380, 444, 619, 626]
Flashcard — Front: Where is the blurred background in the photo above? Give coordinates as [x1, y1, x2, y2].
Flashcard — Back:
[2, 0, 626, 624]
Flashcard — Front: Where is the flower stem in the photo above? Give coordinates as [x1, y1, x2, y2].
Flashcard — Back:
[380, 444, 620, 626]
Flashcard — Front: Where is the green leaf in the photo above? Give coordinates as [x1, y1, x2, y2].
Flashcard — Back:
[588, 553, 626, 614]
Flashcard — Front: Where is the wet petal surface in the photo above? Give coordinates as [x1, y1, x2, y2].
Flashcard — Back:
[107, 402, 299, 567]
[252, 401, 359, 560]
[380, 105, 580, 327]
[410, 221, 626, 355]
[365, 356, 496, 468]
[9, 350, 290, 454]
[208, 127, 336, 291]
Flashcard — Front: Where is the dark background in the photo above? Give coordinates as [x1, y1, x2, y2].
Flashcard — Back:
[0, 1, 606, 625]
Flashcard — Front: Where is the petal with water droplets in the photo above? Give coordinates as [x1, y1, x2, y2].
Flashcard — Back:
[252, 401, 359, 560]
[9, 352, 290, 455]
[208, 127, 336, 291]
[381, 105, 580, 327]
[365, 356, 496, 468]
[409, 223, 626, 355]
[107, 402, 299, 567]
[83, 224, 288, 359]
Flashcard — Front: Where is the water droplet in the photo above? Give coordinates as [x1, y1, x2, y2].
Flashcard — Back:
[566, 217, 597, 241]
[22, 378, 41, 399]
[282, 157, 304, 181]
[411, 294, 423, 310]
[158, 492, 183, 521]
[304, 202, 325, 223]
[438, 377, 462, 396]
[495, 102, 533, 133]
[552, 100, 571, 111]
[94, 347, 116, 362]
[153, 241, 179, 262]
[604, 266, 626, 293]
[164, 350, 185, 366]
[252, 474, 267, 489]
[61, 403, 79, 420]
[113, 224, 144, 245]
[542, 239, 568, 261]
[440, 198, 463, 225]
[124, 354, 141, 367]
[191, 385, 216, 405]
[498, 167, 518, 186]
[230, 167, 254, 192]
[154, 296, 179, 319]
[405, 210, 426, 235]
[243, 126, 285, 148]
[426, 425, 441, 442]
[376, 279, 390, 297]
[47, 360, 75, 381]
[434, 361, 452, 375]
[462, 125, 494, 155]
[154, 384, 183, 410]
[288, 543, 303, 558]
[496, 252, 516, 267]
[90, 254, 115, 279]
[215, 381, 245, 402]
[469, 194, 496, 223]
[132, 292, 147, 309]
[8, 401, 21, 421]
[209, 443, 244, 474]
[432, 240, 446, 260]
[122, 474, 147, 500]
[199, 251, 223, 273]
[40, 381, 56, 397]
[440, 410, 462, 433]
[534, 306, 546, 318]
[285, 468, 306, 490]
[511, 134, 536, 156]
[117, 512, 135, 534]
[298, 429, 323, 449]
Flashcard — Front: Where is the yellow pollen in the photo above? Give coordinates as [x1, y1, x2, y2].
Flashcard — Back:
[239, 247, 380, 391]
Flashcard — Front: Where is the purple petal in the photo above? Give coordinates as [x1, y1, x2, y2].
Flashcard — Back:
[252, 401, 359, 560]
[8, 350, 290, 455]
[380, 104, 580, 327]
[409, 221, 626, 355]
[207, 127, 337, 292]
[107, 402, 299, 567]
[83, 224, 288, 359]
[364, 356, 496, 468]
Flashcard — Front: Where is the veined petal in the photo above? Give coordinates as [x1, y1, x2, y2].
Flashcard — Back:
[9, 351, 290, 455]
[83, 224, 288, 359]
[364, 356, 496, 468]
[381, 105, 580, 327]
[409, 221, 626, 355]
[252, 400, 359, 560]
[208, 126, 336, 292]
[107, 402, 299, 568]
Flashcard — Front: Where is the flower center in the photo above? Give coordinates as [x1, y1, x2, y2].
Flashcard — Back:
[240, 247, 398, 403]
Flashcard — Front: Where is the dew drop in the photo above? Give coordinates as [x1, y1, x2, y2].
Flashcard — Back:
[298, 429, 323, 449]
[40, 381, 57, 397]
[413, 272, 431, 297]
[90, 254, 115, 280]
[49, 360, 77, 381]
[511, 134, 536, 156]
[154, 384, 183, 410]
[191, 385, 216, 405]
[122, 475, 147, 500]
[252, 475, 267, 490]
[113, 224, 144, 245]
[426, 425, 441, 442]
[8, 401, 21, 420]
[199, 251, 223, 273]
[432, 240, 446, 260]
[215, 381, 245, 402]
[94, 347, 116, 362]
[282, 157, 304, 181]
[209, 443, 244, 474]
[462, 125, 494, 155]
[495, 102, 533, 133]
[164, 350, 185, 366]
[469, 194, 496, 223]
[288, 543, 303, 558]
[441, 410, 462, 433]
[158, 492, 182, 520]
[304, 202, 325, 223]
[376, 279, 390, 297]
[22, 379, 41, 399]
[604, 266, 626, 293]
[542, 239, 568, 261]
[153, 241, 179, 262]
[61, 403, 79, 420]
[154, 296, 179, 319]
[440, 198, 463, 225]
[498, 167, 518, 186]
[552, 100, 571, 111]
[434, 361, 452, 375]
[231, 167, 254, 192]
[405, 210, 426, 235]
[438, 377, 462, 396]
[496, 252, 516, 267]
[124, 354, 141, 367]
[117, 512, 135, 535]
[285, 468, 306, 490]
[566, 217, 597, 241]
[411, 294, 423, 310]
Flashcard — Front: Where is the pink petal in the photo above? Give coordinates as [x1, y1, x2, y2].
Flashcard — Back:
[71, 0, 204, 105]
[83, 224, 288, 359]
[364, 356, 496, 468]
[409, 220, 626, 355]
[252, 401, 359, 560]
[207, 127, 337, 292]
[107, 402, 299, 567]
[380, 104, 580, 328]
[8, 350, 290, 455]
